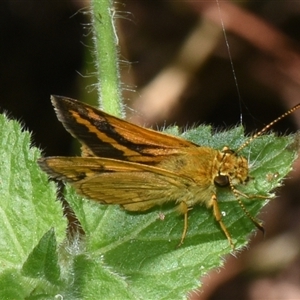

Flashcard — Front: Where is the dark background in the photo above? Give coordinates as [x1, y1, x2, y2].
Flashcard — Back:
[1, 1, 300, 299]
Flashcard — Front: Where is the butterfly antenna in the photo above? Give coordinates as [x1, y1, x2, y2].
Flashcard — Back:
[237, 103, 300, 153]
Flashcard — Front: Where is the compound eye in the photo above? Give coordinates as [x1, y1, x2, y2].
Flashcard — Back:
[214, 175, 229, 187]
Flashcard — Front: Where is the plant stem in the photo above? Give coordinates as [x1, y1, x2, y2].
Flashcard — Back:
[90, 0, 123, 117]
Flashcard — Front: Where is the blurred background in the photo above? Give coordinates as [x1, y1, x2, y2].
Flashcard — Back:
[1, 0, 300, 299]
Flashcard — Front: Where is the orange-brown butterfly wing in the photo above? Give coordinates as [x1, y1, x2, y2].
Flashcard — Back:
[38, 156, 192, 211]
[51, 95, 197, 165]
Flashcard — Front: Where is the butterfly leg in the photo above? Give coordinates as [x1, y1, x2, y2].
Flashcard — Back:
[210, 194, 234, 249]
[231, 187, 266, 234]
[226, 181, 266, 244]
[177, 201, 189, 247]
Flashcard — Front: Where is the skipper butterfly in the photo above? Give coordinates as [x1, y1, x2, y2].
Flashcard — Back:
[38, 96, 300, 248]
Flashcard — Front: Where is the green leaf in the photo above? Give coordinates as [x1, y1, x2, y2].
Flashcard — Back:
[2, 111, 296, 299]
[0, 269, 27, 300]
[68, 254, 135, 299]
[64, 125, 299, 299]
[0, 114, 67, 298]
[22, 229, 61, 285]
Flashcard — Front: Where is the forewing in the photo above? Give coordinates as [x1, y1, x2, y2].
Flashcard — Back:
[51, 95, 197, 164]
[38, 156, 191, 211]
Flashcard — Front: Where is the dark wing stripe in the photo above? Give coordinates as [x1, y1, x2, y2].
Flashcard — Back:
[51, 96, 197, 163]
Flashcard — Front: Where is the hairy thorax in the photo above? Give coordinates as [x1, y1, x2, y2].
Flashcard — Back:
[158, 146, 249, 207]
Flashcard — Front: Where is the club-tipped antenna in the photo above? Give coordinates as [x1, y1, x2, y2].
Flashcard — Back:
[236, 103, 300, 153]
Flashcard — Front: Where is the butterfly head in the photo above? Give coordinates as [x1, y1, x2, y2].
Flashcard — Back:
[214, 146, 249, 188]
